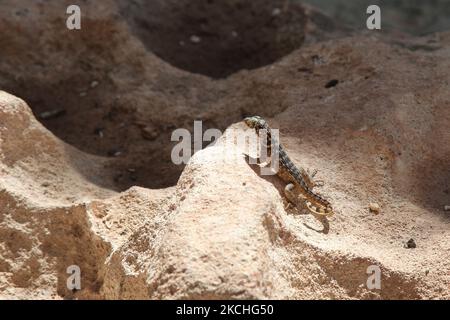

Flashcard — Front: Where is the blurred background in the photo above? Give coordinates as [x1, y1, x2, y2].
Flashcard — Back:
[303, 0, 450, 35]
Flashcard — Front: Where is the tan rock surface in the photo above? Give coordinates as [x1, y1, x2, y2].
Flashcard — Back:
[0, 0, 449, 299]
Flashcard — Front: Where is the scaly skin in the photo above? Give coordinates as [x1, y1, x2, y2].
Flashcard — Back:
[244, 116, 334, 217]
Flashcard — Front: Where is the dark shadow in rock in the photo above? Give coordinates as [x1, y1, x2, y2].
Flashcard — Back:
[303, 214, 329, 234]
[117, 0, 307, 78]
[396, 154, 450, 216]
[2, 80, 182, 191]
[0, 0, 339, 192]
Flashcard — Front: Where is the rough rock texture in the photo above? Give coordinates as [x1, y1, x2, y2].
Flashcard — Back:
[0, 0, 449, 299]
[304, 0, 450, 35]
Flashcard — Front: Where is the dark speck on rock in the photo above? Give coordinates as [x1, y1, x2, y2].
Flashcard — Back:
[325, 79, 339, 88]
[405, 238, 416, 249]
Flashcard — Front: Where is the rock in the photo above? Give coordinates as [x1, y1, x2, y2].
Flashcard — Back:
[190, 35, 201, 44]
[94, 127, 104, 138]
[369, 203, 381, 214]
[325, 79, 339, 88]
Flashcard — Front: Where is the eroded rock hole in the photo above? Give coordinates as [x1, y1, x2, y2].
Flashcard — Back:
[0, 0, 307, 192]
[117, 0, 307, 78]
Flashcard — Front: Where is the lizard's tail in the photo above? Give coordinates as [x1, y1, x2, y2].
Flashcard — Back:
[304, 189, 334, 217]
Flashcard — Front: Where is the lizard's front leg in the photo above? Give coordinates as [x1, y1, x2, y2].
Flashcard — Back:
[307, 168, 324, 187]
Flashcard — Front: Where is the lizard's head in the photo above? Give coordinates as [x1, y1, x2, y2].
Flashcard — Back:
[244, 116, 266, 129]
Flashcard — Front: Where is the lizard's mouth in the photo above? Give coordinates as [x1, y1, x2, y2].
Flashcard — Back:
[305, 201, 334, 217]
[244, 117, 257, 127]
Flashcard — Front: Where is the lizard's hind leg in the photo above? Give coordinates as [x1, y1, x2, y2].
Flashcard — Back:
[307, 168, 324, 187]
[284, 183, 296, 203]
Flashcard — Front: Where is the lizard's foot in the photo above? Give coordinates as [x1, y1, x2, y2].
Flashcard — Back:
[313, 180, 325, 187]
[307, 168, 318, 178]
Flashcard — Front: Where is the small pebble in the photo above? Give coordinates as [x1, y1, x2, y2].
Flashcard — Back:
[231, 31, 238, 38]
[190, 35, 201, 43]
[108, 149, 122, 157]
[79, 92, 87, 97]
[405, 238, 416, 249]
[444, 205, 450, 211]
[325, 79, 339, 88]
[272, 8, 281, 16]
[369, 203, 380, 214]
[141, 126, 159, 140]
[94, 127, 104, 138]
[90, 81, 99, 88]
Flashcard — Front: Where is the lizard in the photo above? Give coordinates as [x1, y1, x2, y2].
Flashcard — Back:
[244, 115, 334, 217]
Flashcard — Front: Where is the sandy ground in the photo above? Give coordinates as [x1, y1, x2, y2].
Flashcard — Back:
[0, 0, 449, 299]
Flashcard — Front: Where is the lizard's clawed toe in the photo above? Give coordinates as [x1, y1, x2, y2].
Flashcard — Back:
[314, 180, 325, 187]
